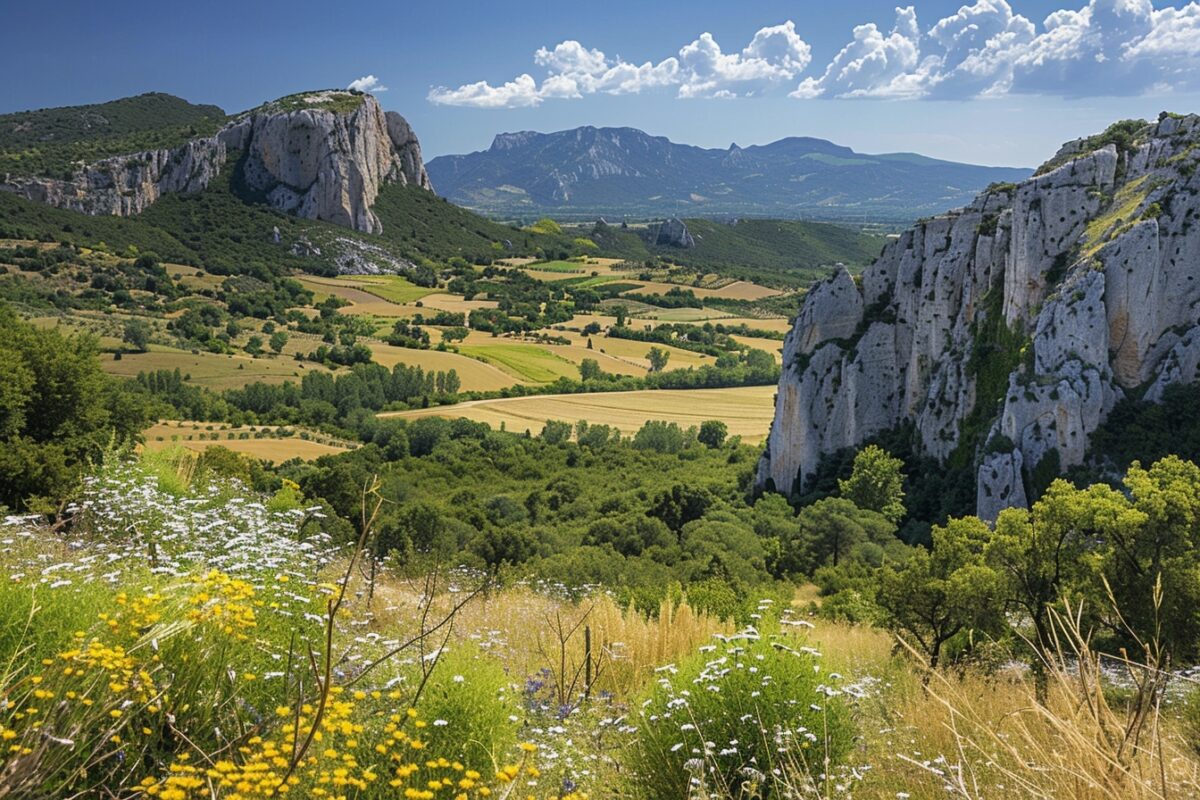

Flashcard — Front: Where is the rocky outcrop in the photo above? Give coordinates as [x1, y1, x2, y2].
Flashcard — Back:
[223, 92, 431, 234]
[651, 217, 695, 248]
[759, 113, 1200, 519]
[1, 135, 228, 216]
[0, 91, 432, 235]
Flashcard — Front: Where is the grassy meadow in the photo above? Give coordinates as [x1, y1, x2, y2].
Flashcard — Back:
[3, 451, 1197, 799]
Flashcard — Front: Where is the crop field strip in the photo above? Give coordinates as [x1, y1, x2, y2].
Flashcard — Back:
[366, 342, 523, 391]
[143, 433, 352, 462]
[380, 385, 778, 441]
[457, 343, 580, 383]
[100, 346, 340, 389]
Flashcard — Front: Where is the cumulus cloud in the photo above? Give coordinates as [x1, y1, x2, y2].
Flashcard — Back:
[428, 74, 541, 108]
[426, 2, 1200, 108]
[347, 75, 387, 93]
[796, 0, 1200, 99]
[922, 0, 1035, 97]
[791, 7, 923, 99]
[428, 22, 809, 107]
[678, 22, 811, 98]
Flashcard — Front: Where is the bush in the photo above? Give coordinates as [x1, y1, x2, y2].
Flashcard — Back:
[632, 629, 855, 799]
[413, 647, 521, 775]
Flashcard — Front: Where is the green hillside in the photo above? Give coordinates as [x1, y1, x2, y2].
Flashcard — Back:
[0, 92, 884, 285]
[0, 152, 583, 276]
[587, 218, 886, 287]
[371, 183, 580, 263]
[0, 93, 228, 178]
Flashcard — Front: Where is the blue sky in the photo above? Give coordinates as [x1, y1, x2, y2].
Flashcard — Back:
[4, 1, 1200, 167]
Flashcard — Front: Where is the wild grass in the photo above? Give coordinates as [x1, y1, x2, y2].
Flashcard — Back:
[4, 456, 1200, 798]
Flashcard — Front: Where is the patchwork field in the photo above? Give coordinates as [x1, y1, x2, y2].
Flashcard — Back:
[404, 292, 498, 313]
[626, 280, 784, 301]
[716, 316, 795, 334]
[730, 334, 785, 361]
[298, 276, 426, 317]
[164, 263, 225, 291]
[380, 385, 778, 441]
[460, 329, 713, 374]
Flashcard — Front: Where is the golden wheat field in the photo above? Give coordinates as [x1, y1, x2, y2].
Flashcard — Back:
[366, 342, 524, 390]
[379, 385, 777, 440]
[730, 334, 785, 361]
[142, 422, 353, 461]
[100, 348, 338, 389]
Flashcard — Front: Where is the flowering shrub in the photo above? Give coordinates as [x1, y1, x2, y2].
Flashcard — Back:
[631, 620, 855, 799]
[0, 463, 586, 799]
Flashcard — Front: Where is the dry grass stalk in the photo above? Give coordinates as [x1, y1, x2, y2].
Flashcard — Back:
[893, 589, 1200, 800]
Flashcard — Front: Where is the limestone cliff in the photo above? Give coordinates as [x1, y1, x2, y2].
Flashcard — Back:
[0, 91, 431, 234]
[758, 114, 1200, 520]
[2, 135, 229, 216]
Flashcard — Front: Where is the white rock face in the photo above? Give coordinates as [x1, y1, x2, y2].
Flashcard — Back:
[792, 267, 862, 354]
[226, 94, 431, 234]
[1, 135, 228, 216]
[1004, 146, 1117, 326]
[0, 92, 432, 235]
[759, 113, 1200, 519]
[977, 448, 1028, 522]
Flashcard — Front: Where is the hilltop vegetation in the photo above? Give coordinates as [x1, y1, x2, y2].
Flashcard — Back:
[0, 92, 227, 178]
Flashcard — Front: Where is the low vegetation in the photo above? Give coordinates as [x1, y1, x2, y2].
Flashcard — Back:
[0, 92, 227, 178]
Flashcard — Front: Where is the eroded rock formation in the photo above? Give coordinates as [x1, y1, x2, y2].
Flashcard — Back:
[0, 91, 431, 235]
[759, 114, 1200, 520]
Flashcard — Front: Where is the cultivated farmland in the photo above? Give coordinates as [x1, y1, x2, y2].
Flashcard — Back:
[381, 385, 777, 441]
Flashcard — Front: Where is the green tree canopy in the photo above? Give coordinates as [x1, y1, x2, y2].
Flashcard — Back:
[877, 516, 1002, 670]
[0, 307, 150, 510]
[839, 444, 906, 523]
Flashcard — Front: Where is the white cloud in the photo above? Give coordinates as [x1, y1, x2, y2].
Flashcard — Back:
[347, 75, 388, 93]
[428, 74, 542, 108]
[534, 40, 609, 81]
[426, 22, 810, 108]
[791, 7, 923, 99]
[922, 0, 1036, 97]
[744, 20, 813, 72]
[677, 23, 811, 98]
[426, 2, 1200, 108]
[1009, 0, 1159, 95]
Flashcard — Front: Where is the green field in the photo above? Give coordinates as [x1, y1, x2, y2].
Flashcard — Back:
[458, 343, 579, 383]
[344, 274, 437, 304]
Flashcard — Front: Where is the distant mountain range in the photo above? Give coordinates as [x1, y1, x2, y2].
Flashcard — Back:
[426, 127, 1032, 223]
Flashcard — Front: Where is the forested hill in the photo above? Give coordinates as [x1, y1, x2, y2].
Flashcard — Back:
[0, 93, 227, 178]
